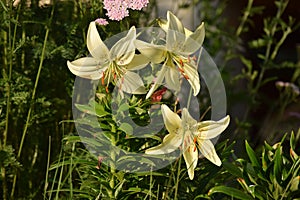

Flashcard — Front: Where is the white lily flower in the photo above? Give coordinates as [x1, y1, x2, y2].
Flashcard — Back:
[67, 21, 149, 94]
[135, 11, 205, 98]
[145, 104, 230, 180]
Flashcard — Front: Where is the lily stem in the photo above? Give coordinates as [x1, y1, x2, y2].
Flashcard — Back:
[174, 156, 182, 200]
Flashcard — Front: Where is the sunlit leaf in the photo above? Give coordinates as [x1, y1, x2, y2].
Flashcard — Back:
[245, 140, 261, 168]
[208, 186, 254, 200]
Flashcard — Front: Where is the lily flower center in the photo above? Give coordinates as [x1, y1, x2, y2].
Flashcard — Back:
[171, 53, 194, 80]
[102, 61, 126, 92]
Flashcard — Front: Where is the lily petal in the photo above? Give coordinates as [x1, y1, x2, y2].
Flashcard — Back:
[146, 65, 167, 99]
[165, 66, 180, 92]
[161, 104, 181, 134]
[158, 18, 193, 38]
[166, 11, 185, 51]
[182, 61, 200, 96]
[145, 133, 182, 154]
[110, 26, 136, 66]
[67, 57, 107, 80]
[134, 40, 166, 64]
[181, 108, 197, 128]
[197, 115, 230, 139]
[87, 22, 109, 63]
[181, 22, 205, 55]
[157, 18, 168, 32]
[183, 143, 198, 180]
[126, 54, 150, 70]
[116, 71, 146, 94]
[197, 139, 221, 166]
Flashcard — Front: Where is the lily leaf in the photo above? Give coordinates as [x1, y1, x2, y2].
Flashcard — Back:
[245, 140, 261, 168]
[208, 186, 254, 200]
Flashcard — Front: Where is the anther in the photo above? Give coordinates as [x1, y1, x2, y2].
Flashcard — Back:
[101, 72, 105, 85]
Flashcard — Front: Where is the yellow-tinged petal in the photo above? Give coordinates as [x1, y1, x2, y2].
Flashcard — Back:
[197, 139, 221, 166]
[145, 65, 167, 99]
[157, 18, 168, 32]
[164, 67, 180, 92]
[166, 11, 186, 51]
[126, 54, 150, 70]
[158, 18, 193, 38]
[110, 26, 136, 66]
[197, 115, 230, 139]
[116, 71, 146, 94]
[181, 22, 205, 55]
[181, 108, 198, 128]
[161, 104, 181, 134]
[134, 40, 166, 64]
[145, 133, 182, 154]
[183, 143, 198, 180]
[87, 22, 109, 63]
[182, 61, 200, 96]
[67, 57, 107, 80]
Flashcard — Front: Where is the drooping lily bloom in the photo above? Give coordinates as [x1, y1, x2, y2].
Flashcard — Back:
[145, 104, 230, 180]
[135, 11, 205, 99]
[67, 21, 148, 94]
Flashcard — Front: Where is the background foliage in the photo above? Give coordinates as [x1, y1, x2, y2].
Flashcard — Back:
[0, 0, 299, 199]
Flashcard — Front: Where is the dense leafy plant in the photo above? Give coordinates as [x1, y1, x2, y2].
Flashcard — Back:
[209, 129, 300, 200]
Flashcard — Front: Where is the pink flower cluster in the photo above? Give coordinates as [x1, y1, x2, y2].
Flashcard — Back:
[95, 18, 109, 26]
[103, 0, 149, 21]
[127, 0, 149, 10]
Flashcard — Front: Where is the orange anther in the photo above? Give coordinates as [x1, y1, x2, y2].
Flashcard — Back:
[183, 74, 189, 80]
[179, 59, 184, 67]
[101, 72, 105, 85]
[193, 137, 197, 144]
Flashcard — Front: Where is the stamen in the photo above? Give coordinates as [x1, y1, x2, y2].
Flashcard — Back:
[105, 86, 109, 93]
[178, 67, 185, 73]
[179, 59, 184, 67]
[101, 72, 105, 85]
[183, 74, 190, 80]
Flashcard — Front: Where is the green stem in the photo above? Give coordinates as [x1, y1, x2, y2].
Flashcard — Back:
[2, 1, 19, 199]
[17, 3, 54, 159]
[236, 0, 253, 37]
[1, 26, 8, 200]
[174, 69, 194, 198]
[174, 157, 182, 200]
[69, 142, 75, 199]
[10, 4, 55, 198]
[43, 136, 51, 200]
[109, 135, 116, 199]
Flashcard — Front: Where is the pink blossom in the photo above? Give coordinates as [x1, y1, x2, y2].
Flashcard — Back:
[95, 18, 109, 26]
[127, 0, 149, 10]
[103, 0, 129, 21]
[103, 0, 149, 21]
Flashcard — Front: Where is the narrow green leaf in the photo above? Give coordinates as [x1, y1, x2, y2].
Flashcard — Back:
[119, 123, 133, 135]
[273, 146, 283, 184]
[75, 103, 109, 117]
[290, 131, 295, 150]
[222, 161, 243, 177]
[208, 186, 254, 200]
[245, 140, 261, 168]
